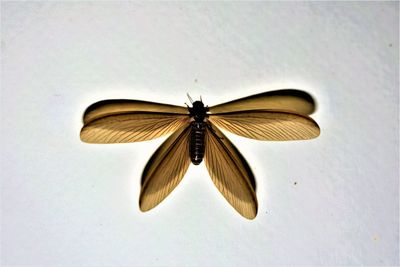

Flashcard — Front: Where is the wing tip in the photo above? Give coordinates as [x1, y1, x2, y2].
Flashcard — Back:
[239, 197, 258, 220]
[139, 204, 151, 212]
[139, 195, 158, 212]
[314, 125, 321, 138]
[79, 126, 98, 144]
[79, 127, 90, 143]
[308, 120, 321, 139]
[242, 208, 258, 220]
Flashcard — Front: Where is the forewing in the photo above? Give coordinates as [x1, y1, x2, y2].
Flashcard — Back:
[209, 89, 316, 115]
[140, 125, 191, 211]
[80, 112, 190, 143]
[83, 99, 188, 124]
[204, 124, 258, 219]
[209, 110, 320, 141]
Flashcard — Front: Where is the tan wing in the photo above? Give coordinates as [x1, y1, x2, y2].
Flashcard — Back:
[80, 112, 190, 143]
[209, 110, 320, 141]
[140, 125, 191, 211]
[209, 89, 316, 115]
[204, 124, 258, 219]
[83, 99, 188, 124]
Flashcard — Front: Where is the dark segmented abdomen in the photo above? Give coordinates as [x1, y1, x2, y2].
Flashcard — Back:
[190, 122, 206, 165]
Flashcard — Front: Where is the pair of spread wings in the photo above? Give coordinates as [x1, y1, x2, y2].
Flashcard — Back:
[80, 89, 320, 219]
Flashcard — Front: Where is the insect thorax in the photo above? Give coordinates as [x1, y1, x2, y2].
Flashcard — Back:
[188, 101, 209, 122]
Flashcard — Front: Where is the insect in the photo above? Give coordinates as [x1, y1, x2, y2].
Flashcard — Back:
[80, 89, 320, 219]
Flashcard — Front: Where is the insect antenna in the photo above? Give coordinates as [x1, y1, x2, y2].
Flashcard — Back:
[186, 93, 194, 104]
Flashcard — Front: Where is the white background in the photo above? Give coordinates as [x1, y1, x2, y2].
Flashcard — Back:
[1, 2, 398, 266]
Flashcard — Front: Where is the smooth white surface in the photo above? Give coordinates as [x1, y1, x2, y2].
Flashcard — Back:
[1, 2, 398, 266]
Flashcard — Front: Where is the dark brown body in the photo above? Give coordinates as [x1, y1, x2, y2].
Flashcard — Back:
[189, 122, 206, 165]
[188, 100, 209, 165]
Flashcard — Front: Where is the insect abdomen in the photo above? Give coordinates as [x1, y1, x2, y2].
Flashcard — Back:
[190, 122, 206, 165]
